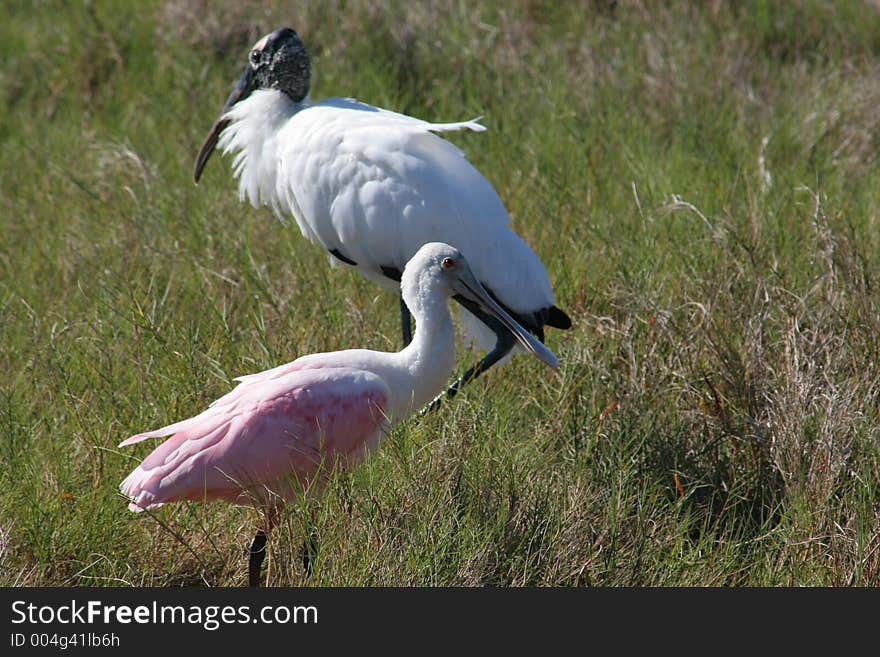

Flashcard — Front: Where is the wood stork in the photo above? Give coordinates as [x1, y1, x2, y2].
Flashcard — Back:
[119, 242, 558, 586]
[193, 27, 570, 408]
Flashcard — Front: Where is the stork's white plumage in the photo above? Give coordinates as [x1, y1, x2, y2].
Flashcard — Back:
[195, 28, 570, 406]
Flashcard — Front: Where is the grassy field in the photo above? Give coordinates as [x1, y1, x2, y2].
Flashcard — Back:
[1, 0, 879, 586]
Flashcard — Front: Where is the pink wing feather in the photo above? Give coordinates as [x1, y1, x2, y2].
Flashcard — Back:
[119, 366, 390, 511]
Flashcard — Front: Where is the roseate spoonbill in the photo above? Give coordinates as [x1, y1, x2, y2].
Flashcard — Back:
[193, 27, 571, 409]
[119, 243, 558, 586]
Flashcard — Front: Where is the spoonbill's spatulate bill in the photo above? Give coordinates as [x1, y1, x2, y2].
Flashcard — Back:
[119, 243, 557, 586]
[193, 27, 571, 408]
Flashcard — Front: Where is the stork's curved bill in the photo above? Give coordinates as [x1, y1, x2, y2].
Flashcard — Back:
[193, 66, 254, 183]
[193, 66, 255, 184]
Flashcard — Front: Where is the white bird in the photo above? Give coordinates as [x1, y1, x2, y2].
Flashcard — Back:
[194, 27, 571, 408]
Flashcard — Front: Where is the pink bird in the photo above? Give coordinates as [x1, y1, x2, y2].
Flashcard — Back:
[119, 242, 558, 585]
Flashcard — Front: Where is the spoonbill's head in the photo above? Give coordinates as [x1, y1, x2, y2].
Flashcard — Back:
[403, 243, 559, 370]
[194, 27, 309, 183]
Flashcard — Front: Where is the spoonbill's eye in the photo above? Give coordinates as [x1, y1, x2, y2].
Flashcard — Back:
[250, 50, 261, 65]
[441, 257, 456, 270]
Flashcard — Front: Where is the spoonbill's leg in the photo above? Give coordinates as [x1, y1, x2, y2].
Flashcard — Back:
[248, 506, 279, 587]
[299, 528, 319, 577]
[248, 529, 268, 587]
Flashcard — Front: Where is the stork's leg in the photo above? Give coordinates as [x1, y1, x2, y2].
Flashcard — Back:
[248, 529, 268, 587]
[422, 302, 516, 414]
[400, 294, 413, 348]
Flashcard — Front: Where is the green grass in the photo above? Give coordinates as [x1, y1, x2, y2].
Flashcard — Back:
[1, 0, 879, 586]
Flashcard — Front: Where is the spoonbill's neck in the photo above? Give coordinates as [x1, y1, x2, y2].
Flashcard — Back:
[387, 275, 457, 419]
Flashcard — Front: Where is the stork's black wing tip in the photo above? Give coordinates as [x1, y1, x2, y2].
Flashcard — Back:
[546, 305, 572, 330]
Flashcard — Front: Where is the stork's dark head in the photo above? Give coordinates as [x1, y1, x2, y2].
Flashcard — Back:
[247, 28, 310, 101]
[194, 27, 310, 183]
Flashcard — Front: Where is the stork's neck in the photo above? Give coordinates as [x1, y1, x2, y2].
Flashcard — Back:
[217, 89, 307, 211]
